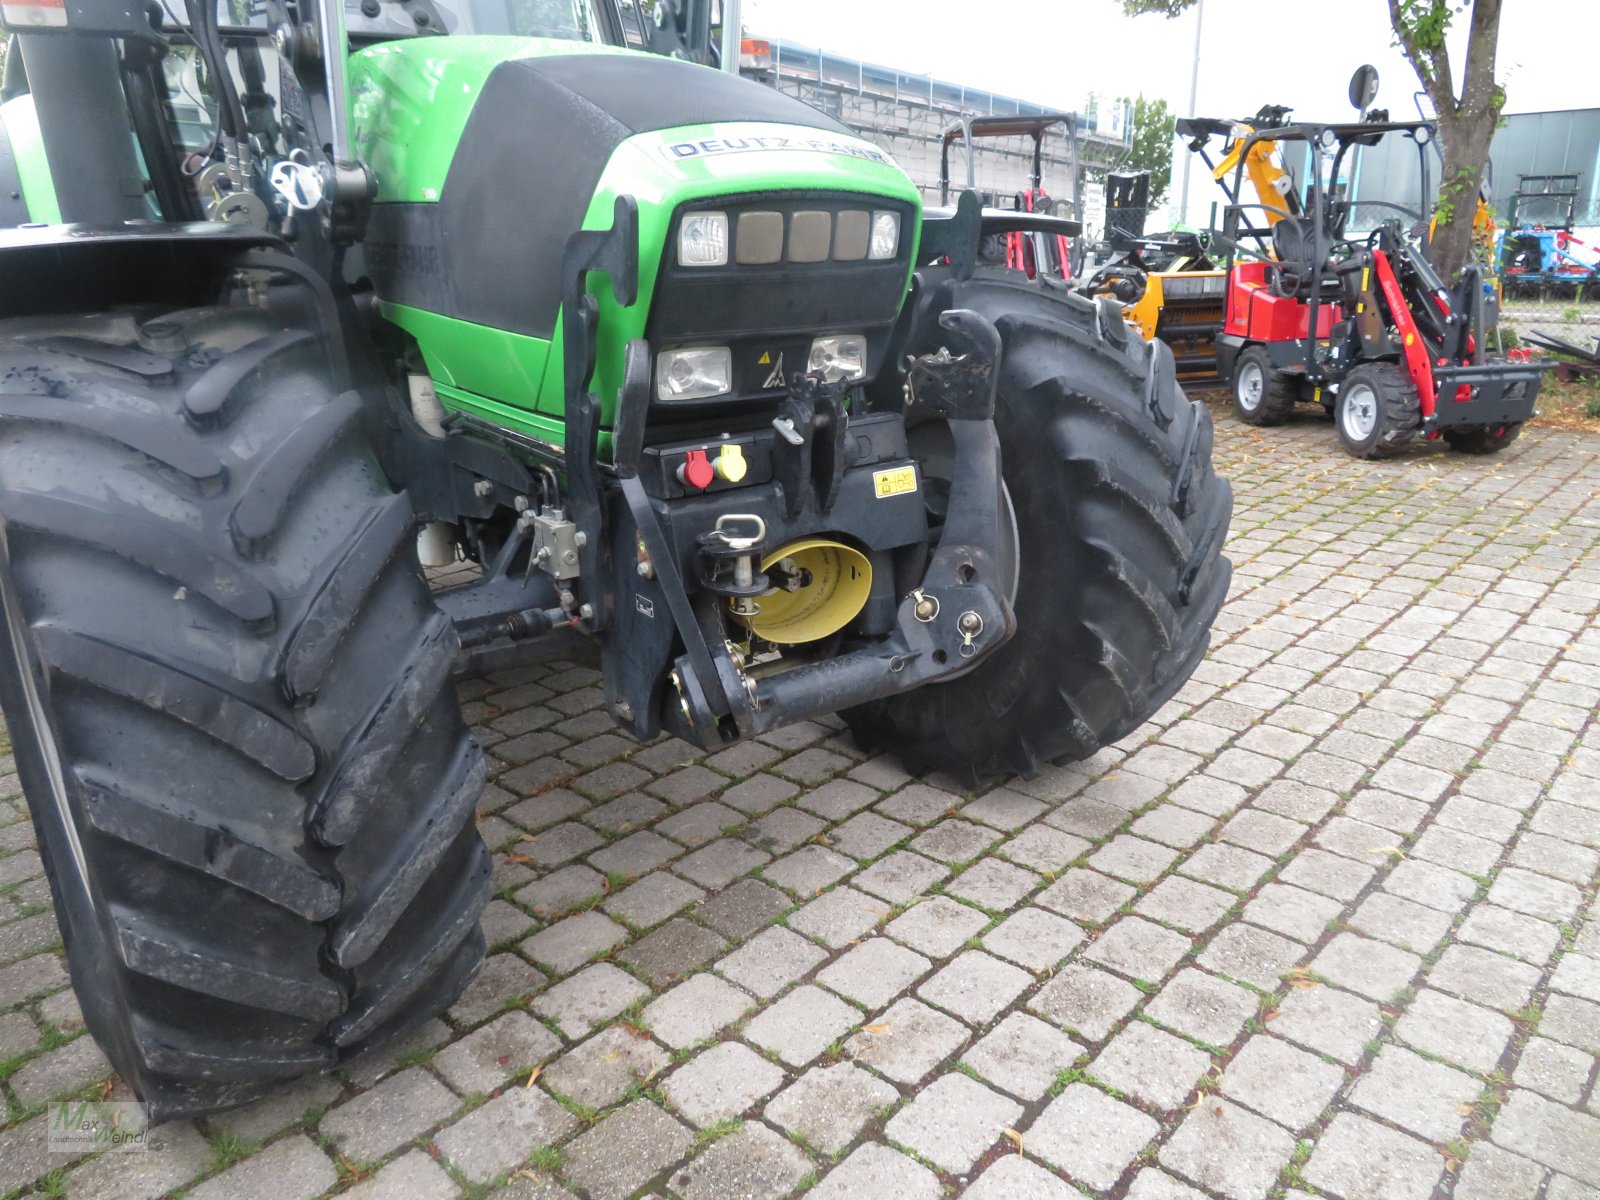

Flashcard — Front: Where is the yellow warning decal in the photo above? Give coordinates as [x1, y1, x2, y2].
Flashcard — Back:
[873, 466, 917, 498]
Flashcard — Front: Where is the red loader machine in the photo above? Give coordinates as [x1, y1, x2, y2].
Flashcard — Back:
[1211, 114, 1547, 458]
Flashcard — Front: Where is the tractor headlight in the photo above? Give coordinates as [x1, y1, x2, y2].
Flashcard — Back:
[679, 212, 729, 267]
[868, 211, 901, 260]
[807, 334, 867, 382]
[657, 347, 732, 401]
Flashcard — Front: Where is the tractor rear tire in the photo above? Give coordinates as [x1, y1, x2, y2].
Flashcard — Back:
[1443, 423, 1523, 454]
[1231, 346, 1297, 426]
[1335, 363, 1420, 458]
[845, 275, 1233, 782]
[0, 305, 489, 1120]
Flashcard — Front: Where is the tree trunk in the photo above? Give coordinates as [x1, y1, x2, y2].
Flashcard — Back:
[1430, 113, 1495, 282]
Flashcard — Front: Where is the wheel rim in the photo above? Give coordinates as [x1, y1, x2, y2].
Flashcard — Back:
[1236, 361, 1264, 412]
[1341, 383, 1379, 442]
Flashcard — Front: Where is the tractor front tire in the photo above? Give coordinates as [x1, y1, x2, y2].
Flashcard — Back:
[0, 306, 489, 1119]
[846, 276, 1233, 781]
[1443, 423, 1523, 454]
[1231, 346, 1297, 426]
[1334, 363, 1420, 458]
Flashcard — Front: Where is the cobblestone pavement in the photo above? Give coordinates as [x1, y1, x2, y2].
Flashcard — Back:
[2, 400, 1600, 1200]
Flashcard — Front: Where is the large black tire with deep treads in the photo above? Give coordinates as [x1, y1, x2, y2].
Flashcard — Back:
[0, 305, 489, 1119]
[847, 273, 1233, 781]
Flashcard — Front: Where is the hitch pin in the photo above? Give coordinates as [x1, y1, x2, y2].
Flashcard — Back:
[771, 417, 805, 446]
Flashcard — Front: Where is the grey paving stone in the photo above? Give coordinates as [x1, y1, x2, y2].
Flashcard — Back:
[671, 1122, 812, 1200]
[965, 1156, 1080, 1200]
[433, 1010, 562, 1095]
[982, 907, 1084, 970]
[878, 782, 962, 826]
[1044, 797, 1129, 839]
[63, 1119, 213, 1200]
[1220, 1035, 1345, 1130]
[999, 824, 1092, 873]
[1090, 1020, 1211, 1110]
[694, 877, 791, 940]
[338, 1149, 459, 1200]
[910, 819, 1000, 865]
[521, 911, 629, 976]
[1541, 994, 1600, 1054]
[1489, 866, 1583, 922]
[542, 1024, 670, 1111]
[432, 1087, 577, 1184]
[209, 1073, 343, 1143]
[809, 1143, 940, 1200]
[1144, 967, 1257, 1048]
[1130, 804, 1218, 849]
[1179, 842, 1276, 891]
[9, 1033, 111, 1106]
[582, 791, 667, 834]
[0, 1010, 38, 1059]
[1027, 963, 1142, 1042]
[674, 837, 771, 888]
[828, 811, 912, 860]
[642, 972, 755, 1050]
[562, 1100, 694, 1200]
[0, 951, 68, 1007]
[1348, 891, 1453, 954]
[1455, 1143, 1547, 1200]
[1027, 1083, 1160, 1191]
[719, 774, 802, 817]
[796, 778, 881, 821]
[602, 871, 705, 929]
[744, 984, 860, 1067]
[1037, 868, 1136, 923]
[1310, 932, 1421, 1002]
[1430, 943, 1542, 1011]
[1394, 988, 1515, 1075]
[663, 1041, 786, 1127]
[852, 850, 949, 904]
[533, 962, 650, 1039]
[1382, 857, 1477, 912]
[1081, 916, 1191, 983]
[1124, 1168, 1211, 1200]
[1315, 815, 1402, 868]
[789, 885, 889, 949]
[1492, 1088, 1600, 1188]
[520, 822, 605, 867]
[1135, 874, 1237, 934]
[321, 1067, 459, 1161]
[1251, 779, 1338, 825]
[844, 996, 969, 1084]
[1089, 835, 1181, 884]
[745, 805, 825, 853]
[614, 917, 726, 987]
[763, 845, 856, 897]
[775, 747, 851, 785]
[962, 787, 1048, 831]
[764, 1061, 899, 1155]
[1220, 809, 1307, 857]
[715, 926, 826, 998]
[1244, 883, 1343, 944]
[946, 857, 1040, 910]
[886, 1074, 1024, 1175]
[1515, 1036, 1594, 1104]
[1350, 1044, 1479, 1143]
[1269, 984, 1384, 1065]
[885, 896, 990, 959]
[587, 830, 680, 880]
[1304, 1112, 1443, 1200]
[1158, 1096, 1296, 1200]
[961, 1011, 1084, 1101]
[185, 1134, 337, 1200]
[818, 936, 931, 1009]
[1546, 1174, 1600, 1200]
[1411, 823, 1502, 875]
[917, 949, 1032, 1025]
[1460, 903, 1563, 965]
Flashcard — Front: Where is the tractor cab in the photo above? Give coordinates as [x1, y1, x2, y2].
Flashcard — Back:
[1210, 110, 1546, 458]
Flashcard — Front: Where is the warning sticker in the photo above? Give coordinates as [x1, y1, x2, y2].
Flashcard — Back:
[872, 466, 917, 498]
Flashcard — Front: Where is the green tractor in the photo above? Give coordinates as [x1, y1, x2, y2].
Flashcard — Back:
[0, 0, 1231, 1118]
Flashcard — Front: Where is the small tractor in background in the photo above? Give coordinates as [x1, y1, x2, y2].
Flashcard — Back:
[1499, 174, 1600, 295]
[1209, 111, 1545, 457]
[0, 0, 1231, 1119]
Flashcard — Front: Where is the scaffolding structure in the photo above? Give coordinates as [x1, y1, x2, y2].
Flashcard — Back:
[740, 38, 1132, 214]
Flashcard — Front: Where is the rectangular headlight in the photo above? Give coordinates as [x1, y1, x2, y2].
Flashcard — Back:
[808, 334, 867, 382]
[679, 212, 729, 267]
[869, 210, 900, 260]
[657, 347, 732, 401]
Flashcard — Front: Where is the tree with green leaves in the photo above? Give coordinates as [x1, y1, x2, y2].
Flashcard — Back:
[1127, 94, 1176, 211]
[1120, 0, 1507, 281]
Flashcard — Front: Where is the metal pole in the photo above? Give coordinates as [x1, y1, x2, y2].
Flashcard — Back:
[315, 0, 353, 162]
[1178, 0, 1204, 227]
[722, 0, 742, 74]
